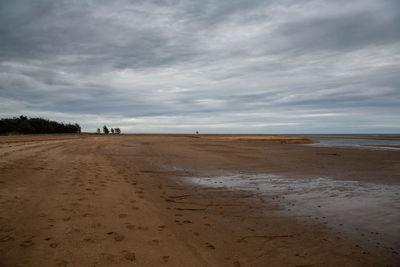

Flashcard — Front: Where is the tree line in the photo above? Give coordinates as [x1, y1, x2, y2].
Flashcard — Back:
[97, 125, 121, 134]
[0, 116, 81, 134]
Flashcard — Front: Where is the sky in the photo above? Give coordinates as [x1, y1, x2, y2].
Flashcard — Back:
[0, 0, 399, 134]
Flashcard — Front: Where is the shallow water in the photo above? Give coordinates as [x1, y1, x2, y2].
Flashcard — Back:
[185, 174, 400, 253]
[305, 137, 400, 150]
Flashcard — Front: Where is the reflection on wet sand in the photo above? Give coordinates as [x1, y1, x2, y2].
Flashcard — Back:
[186, 174, 400, 254]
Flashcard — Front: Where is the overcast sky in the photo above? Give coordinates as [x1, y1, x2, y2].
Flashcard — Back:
[1, 0, 399, 133]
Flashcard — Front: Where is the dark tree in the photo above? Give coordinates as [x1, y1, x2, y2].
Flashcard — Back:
[114, 128, 121, 134]
[111, 128, 114, 134]
[0, 115, 81, 134]
[97, 128, 101, 134]
[103, 125, 109, 134]
[75, 123, 81, 133]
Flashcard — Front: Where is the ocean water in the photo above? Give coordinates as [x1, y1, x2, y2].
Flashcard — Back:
[184, 174, 400, 253]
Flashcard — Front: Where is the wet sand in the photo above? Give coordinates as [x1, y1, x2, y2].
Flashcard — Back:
[186, 174, 400, 253]
[306, 135, 400, 141]
[0, 134, 399, 266]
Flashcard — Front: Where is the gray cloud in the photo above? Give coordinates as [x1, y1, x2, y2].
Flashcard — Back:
[0, 0, 399, 133]
[275, 4, 400, 53]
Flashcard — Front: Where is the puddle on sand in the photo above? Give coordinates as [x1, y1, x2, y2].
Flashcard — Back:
[184, 174, 400, 254]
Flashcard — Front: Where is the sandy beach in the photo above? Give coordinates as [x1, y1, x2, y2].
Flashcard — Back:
[0, 134, 399, 266]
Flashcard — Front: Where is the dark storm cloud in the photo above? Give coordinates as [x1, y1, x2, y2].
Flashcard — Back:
[0, 0, 399, 133]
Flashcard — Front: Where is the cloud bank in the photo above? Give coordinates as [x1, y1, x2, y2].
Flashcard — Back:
[1, 0, 399, 133]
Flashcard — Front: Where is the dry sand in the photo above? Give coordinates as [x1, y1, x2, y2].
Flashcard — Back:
[0, 134, 399, 266]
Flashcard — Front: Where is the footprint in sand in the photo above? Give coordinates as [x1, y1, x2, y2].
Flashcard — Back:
[123, 251, 136, 262]
[82, 234, 97, 242]
[20, 239, 34, 248]
[162, 256, 170, 263]
[205, 242, 215, 249]
[125, 223, 135, 230]
[106, 232, 125, 242]
[119, 214, 128, 218]
[0, 235, 15, 242]
[50, 242, 59, 248]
